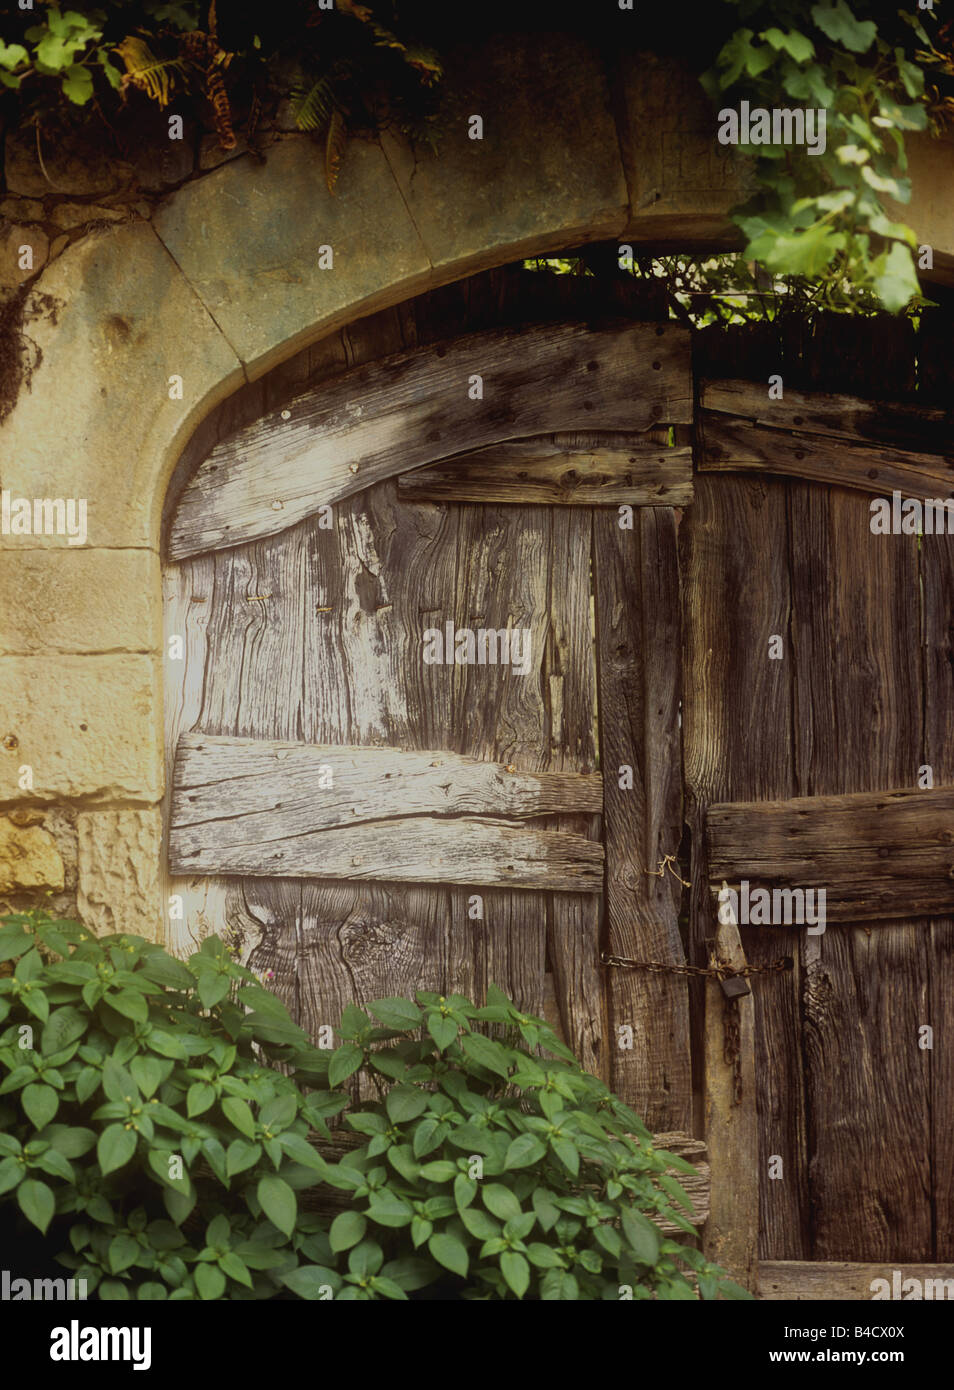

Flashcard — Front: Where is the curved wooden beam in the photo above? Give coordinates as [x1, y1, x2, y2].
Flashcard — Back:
[167, 321, 691, 560]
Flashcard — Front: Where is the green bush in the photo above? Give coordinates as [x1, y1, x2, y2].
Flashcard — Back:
[0, 910, 747, 1300]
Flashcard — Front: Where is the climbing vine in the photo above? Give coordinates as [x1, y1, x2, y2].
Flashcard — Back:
[0, 2, 951, 310]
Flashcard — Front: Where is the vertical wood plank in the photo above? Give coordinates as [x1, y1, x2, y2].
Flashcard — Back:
[681, 473, 809, 1259]
[594, 506, 690, 1129]
[546, 507, 605, 1079]
[703, 906, 757, 1287]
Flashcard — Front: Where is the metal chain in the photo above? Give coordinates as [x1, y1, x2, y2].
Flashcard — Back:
[600, 952, 792, 980]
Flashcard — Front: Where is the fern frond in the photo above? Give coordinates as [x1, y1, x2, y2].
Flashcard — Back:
[325, 107, 347, 195]
[114, 36, 185, 109]
[291, 75, 336, 133]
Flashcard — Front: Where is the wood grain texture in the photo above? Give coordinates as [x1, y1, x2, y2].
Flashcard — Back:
[789, 479, 931, 1262]
[706, 785, 954, 923]
[702, 378, 954, 455]
[758, 1262, 954, 1301]
[170, 321, 692, 559]
[699, 417, 954, 501]
[920, 524, 954, 1261]
[702, 909, 758, 1288]
[397, 435, 693, 506]
[171, 732, 602, 833]
[680, 472, 809, 1260]
[594, 506, 691, 1129]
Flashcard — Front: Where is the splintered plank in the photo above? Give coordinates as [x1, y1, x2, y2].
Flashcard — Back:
[706, 785, 954, 923]
[171, 733, 602, 839]
[397, 434, 693, 506]
[698, 416, 954, 501]
[594, 506, 690, 1130]
[681, 473, 809, 1260]
[170, 321, 692, 560]
[789, 477, 931, 1261]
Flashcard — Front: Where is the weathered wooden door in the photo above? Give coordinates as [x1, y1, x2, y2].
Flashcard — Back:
[162, 278, 695, 1135]
[687, 315, 954, 1295]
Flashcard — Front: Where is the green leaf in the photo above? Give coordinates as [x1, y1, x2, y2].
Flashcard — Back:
[482, 1183, 522, 1223]
[22, 1083, 58, 1130]
[525, 1242, 565, 1269]
[759, 27, 814, 63]
[459, 1206, 500, 1240]
[105, 989, 148, 1024]
[621, 1206, 660, 1266]
[222, 1096, 256, 1140]
[218, 1251, 253, 1288]
[129, 1055, 164, 1098]
[17, 1177, 55, 1234]
[500, 1250, 530, 1297]
[197, 971, 231, 1010]
[226, 1139, 261, 1177]
[41, 1006, 87, 1056]
[428, 1231, 468, 1278]
[97, 1122, 137, 1176]
[385, 1084, 428, 1124]
[328, 1042, 364, 1087]
[33, 1147, 74, 1183]
[257, 1174, 296, 1237]
[427, 1013, 458, 1051]
[0, 1156, 24, 1195]
[187, 1082, 216, 1117]
[551, 1135, 580, 1177]
[504, 1133, 547, 1169]
[108, 1233, 140, 1274]
[873, 243, 919, 313]
[367, 1193, 414, 1228]
[368, 997, 422, 1030]
[329, 1210, 367, 1252]
[41, 1124, 95, 1158]
[140, 955, 194, 991]
[810, 1, 876, 54]
[277, 1132, 328, 1174]
[147, 1029, 188, 1060]
[195, 1261, 226, 1300]
[279, 1265, 340, 1299]
[461, 1033, 511, 1079]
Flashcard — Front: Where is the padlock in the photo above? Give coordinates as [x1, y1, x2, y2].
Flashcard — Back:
[720, 973, 751, 999]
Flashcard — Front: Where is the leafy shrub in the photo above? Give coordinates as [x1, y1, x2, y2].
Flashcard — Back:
[0, 909, 343, 1300]
[0, 910, 747, 1300]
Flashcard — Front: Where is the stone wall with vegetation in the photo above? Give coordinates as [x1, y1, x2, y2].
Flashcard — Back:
[1, 35, 952, 945]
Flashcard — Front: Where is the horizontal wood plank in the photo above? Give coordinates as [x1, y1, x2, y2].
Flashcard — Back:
[708, 785, 954, 923]
[702, 378, 953, 455]
[698, 416, 954, 501]
[759, 1261, 954, 1300]
[172, 733, 602, 840]
[170, 322, 692, 559]
[397, 434, 693, 506]
[170, 813, 604, 892]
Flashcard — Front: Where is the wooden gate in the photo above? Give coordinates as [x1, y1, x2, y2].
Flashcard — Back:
[162, 271, 954, 1294]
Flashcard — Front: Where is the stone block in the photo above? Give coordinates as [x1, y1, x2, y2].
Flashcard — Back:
[0, 222, 49, 290]
[0, 549, 159, 655]
[380, 33, 629, 273]
[49, 203, 128, 231]
[77, 807, 161, 941]
[612, 50, 754, 244]
[0, 221, 243, 549]
[0, 814, 65, 893]
[153, 137, 432, 373]
[0, 654, 161, 802]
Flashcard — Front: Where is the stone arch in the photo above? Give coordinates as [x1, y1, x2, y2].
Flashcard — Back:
[1, 33, 951, 941]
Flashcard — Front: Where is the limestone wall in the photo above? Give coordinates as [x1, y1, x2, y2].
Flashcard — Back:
[1, 35, 951, 945]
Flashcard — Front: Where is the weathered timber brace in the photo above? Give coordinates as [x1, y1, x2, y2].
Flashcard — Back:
[169, 733, 604, 892]
[698, 378, 954, 500]
[706, 784, 954, 923]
